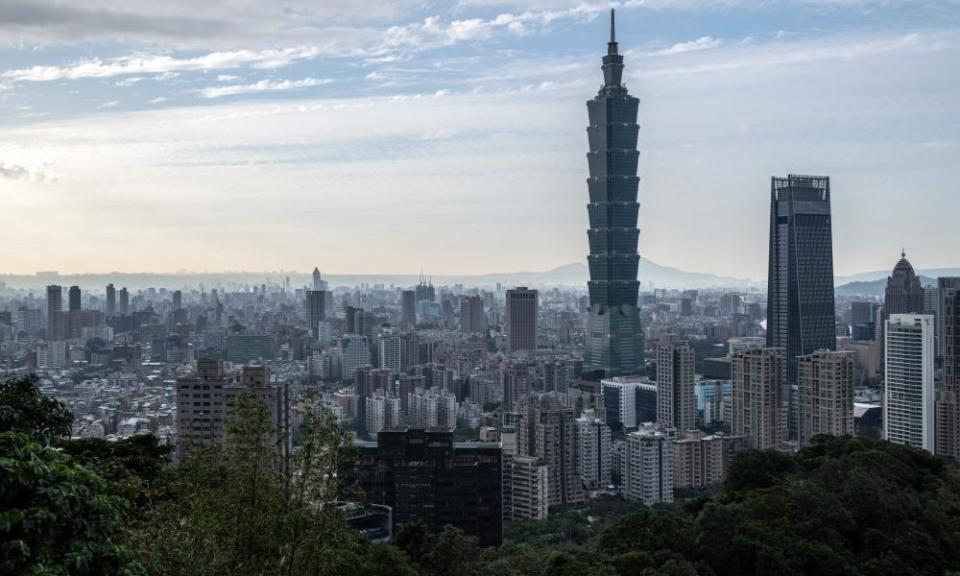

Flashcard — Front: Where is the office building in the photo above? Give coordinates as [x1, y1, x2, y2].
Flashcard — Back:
[796, 351, 854, 448]
[460, 295, 484, 334]
[656, 335, 696, 430]
[850, 301, 879, 341]
[583, 11, 644, 377]
[936, 278, 960, 462]
[378, 326, 401, 375]
[884, 314, 935, 452]
[730, 348, 787, 450]
[305, 290, 326, 338]
[68, 285, 81, 311]
[351, 428, 502, 546]
[505, 287, 538, 353]
[622, 423, 673, 505]
[312, 267, 328, 291]
[576, 409, 612, 490]
[601, 377, 656, 430]
[105, 284, 116, 317]
[342, 335, 372, 380]
[885, 252, 925, 316]
[46, 285, 62, 338]
[225, 334, 273, 363]
[400, 290, 417, 327]
[766, 174, 837, 385]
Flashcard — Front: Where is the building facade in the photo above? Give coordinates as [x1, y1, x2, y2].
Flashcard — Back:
[505, 287, 538, 353]
[796, 350, 854, 447]
[730, 347, 787, 450]
[884, 314, 935, 452]
[622, 424, 673, 505]
[656, 335, 697, 431]
[583, 11, 644, 377]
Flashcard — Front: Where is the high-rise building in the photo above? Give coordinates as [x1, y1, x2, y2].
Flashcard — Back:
[312, 267, 327, 291]
[118, 287, 130, 315]
[378, 326, 401, 375]
[400, 290, 417, 327]
[46, 285, 62, 338]
[68, 285, 81, 311]
[849, 301, 879, 341]
[796, 350, 854, 448]
[505, 287, 538, 353]
[884, 314, 935, 452]
[105, 284, 116, 317]
[601, 377, 656, 430]
[583, 10, 644, 377]
[766, 175, 837, 385]
[459, 295, 484, 334]
[503, 455, 549, 521]
[885, 252, 925, 316]
[672, 430, 731, 491]
[351, 428, 502, 547]
[342, 335, 372, 380]
[576, 409, 612, 490]
[305, 290, 326, 338]
[656, 335, 696, 431]
[730, 348, 787, 450]
[622, 423, 673, 505]
[518, 395, 584, 507]
[936, 278, 960, 462]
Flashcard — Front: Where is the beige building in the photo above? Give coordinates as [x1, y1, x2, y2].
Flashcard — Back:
[656, 335, 697, 431]
[503, 455, 549, 521]
[673, 430, 726, 490]
[796, 350, 854, 447]
[730, 347, 787, 450]
[621, 424, 674, 505]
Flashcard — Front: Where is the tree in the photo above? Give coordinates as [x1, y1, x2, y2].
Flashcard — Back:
[0, 431, 140, 576]
[0, 374, 72, 442]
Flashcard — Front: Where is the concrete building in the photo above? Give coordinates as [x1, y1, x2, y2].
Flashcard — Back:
[506, 287, 538, 353]
[884, 314, 935, 452]
[656, 335, 696, 431]
[400, 290, 417, 328]
[460, 295, 484, 334]
[796, 350, 854, 447]
[503, 455, 549, 521]
[672, 430, 729, 491]
[730, 347, 787, 450]
[576, 409, 612, 490]
[377, 326, 401, 375]
[518, 395, 584, 507]
[305, 290, 326, 339]
[622, 423, 673, 505]
[936, 278, 960, 463]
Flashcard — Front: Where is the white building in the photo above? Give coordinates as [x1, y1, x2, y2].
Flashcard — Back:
[576, 409, 612, 490]
[504, 455, 549, 521]
[341, 335, 371, 380]
[621, 424, 674, 506]
[884, 314, 935, 452]
[378, 327, 402, 375]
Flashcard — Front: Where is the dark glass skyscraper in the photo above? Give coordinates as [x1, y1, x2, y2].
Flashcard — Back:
[584, 10, 644, 377]
[766, 175, 837, 384]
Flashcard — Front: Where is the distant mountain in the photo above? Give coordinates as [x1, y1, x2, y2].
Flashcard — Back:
[835, 275, 939, 298]
[0, 259, 760, 291]
[835, 268, 960, 285]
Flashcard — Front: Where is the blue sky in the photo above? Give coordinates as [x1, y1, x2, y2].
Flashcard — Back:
[0, 0, 958, 279]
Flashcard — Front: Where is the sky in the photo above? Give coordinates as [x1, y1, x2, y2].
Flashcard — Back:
[0, 0, 958, 280]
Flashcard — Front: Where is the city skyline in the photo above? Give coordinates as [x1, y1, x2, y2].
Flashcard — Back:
[1, 1, 958, 278]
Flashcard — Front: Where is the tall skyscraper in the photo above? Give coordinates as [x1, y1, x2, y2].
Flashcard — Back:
[885, 252, 925, 316]
[105, 284, 116, 317]
[518, 395, 584, 507]
[68, 285, 81, 311]
[731, 348, 787, 450]
[460, 295, 484, 334]
[118, 287, 130, 315]
[505, 287, 538, 353]
[656, 335, 696, 431]
[796, 350, 854, 448]
[935, 278, 960, 462]
[305, 290, 326, 338]
[766, 174, 837, 385]
[400, 290, 417, 327]
[885, 314, 935, 452]
[172, 290, 183, 310]
[46, 285, 62, 338]
[583, 10, 644, 377]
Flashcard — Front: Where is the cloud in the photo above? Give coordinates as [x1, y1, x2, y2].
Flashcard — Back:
[150, 96, 169, 104]
[0, 161, 57, 182]
[658, 36, 723, 55]
[216, 74, 239, 82]
[2, 46, 324, 83]
[98, 100, 120, 109]
[199, 77, 334, 98]
[114, 77, 143, 86]
[420, 127, 459, 140]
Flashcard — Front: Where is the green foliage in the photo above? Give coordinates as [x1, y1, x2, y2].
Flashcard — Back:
[58, 435, 172, 508]
[0, 431, 140, 576]
[0, 374, 73, 442]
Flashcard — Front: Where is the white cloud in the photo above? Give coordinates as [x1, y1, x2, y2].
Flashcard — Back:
[365, 71, 387, 80]
[150, 96, 169, 104]
[114, 77, 144, 87]
[98, 100, 120, 109]
[658, 36, 723, 55]
[199, 77, 334, 98]
[217, 74, 239, 82]
[0, 161, 57, 182]
[2, 46, 324, 83]
[420, 127, 459, 140]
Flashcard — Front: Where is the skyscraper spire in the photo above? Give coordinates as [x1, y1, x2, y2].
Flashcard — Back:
[601, 9, 624, 89]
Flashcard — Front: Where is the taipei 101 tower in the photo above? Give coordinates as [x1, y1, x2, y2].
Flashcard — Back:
[584, 10, 644, 376]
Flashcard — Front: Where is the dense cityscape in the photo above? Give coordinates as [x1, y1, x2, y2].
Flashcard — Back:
[2, 4, 959, 576]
